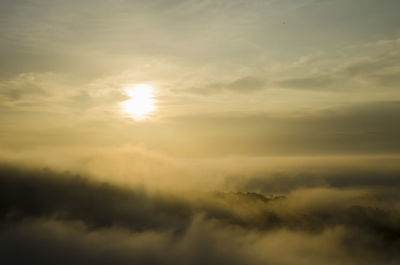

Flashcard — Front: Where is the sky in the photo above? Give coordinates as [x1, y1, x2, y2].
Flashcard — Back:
[1, 0, 400, 264]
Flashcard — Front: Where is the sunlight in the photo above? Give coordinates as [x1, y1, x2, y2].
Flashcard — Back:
[121, 84, 156, 120]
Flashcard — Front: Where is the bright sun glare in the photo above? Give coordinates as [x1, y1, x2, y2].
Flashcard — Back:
[121, 84, 156, 120]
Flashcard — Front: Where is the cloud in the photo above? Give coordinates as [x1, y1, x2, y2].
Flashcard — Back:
[275, 50, 400, 91]
[276, 74, 338, 90]
[235, 168, 400, 193]
[1, 164, 400, 264]
[167, 100, 400, 155]
[174, 37, 400, 96]
[184, 76, 267, 95]
[0, 74, 48, 101]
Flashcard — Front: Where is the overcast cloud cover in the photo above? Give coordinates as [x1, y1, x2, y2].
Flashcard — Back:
[1, 0, 400, 264]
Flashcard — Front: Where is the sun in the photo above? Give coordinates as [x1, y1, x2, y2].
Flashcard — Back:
[121, 84, 156, 120]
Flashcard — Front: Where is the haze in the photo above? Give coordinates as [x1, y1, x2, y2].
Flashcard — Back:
[1, 1, 400, 264]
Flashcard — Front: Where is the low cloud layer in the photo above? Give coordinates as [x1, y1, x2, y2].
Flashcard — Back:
[1, 164, 400, 264]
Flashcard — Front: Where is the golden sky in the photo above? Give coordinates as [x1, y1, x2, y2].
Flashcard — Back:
[0, 0, 399, 187]
[0, 0, 399, 191]
[1, 1, 399, 155]
[1, 1, 400, 264]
